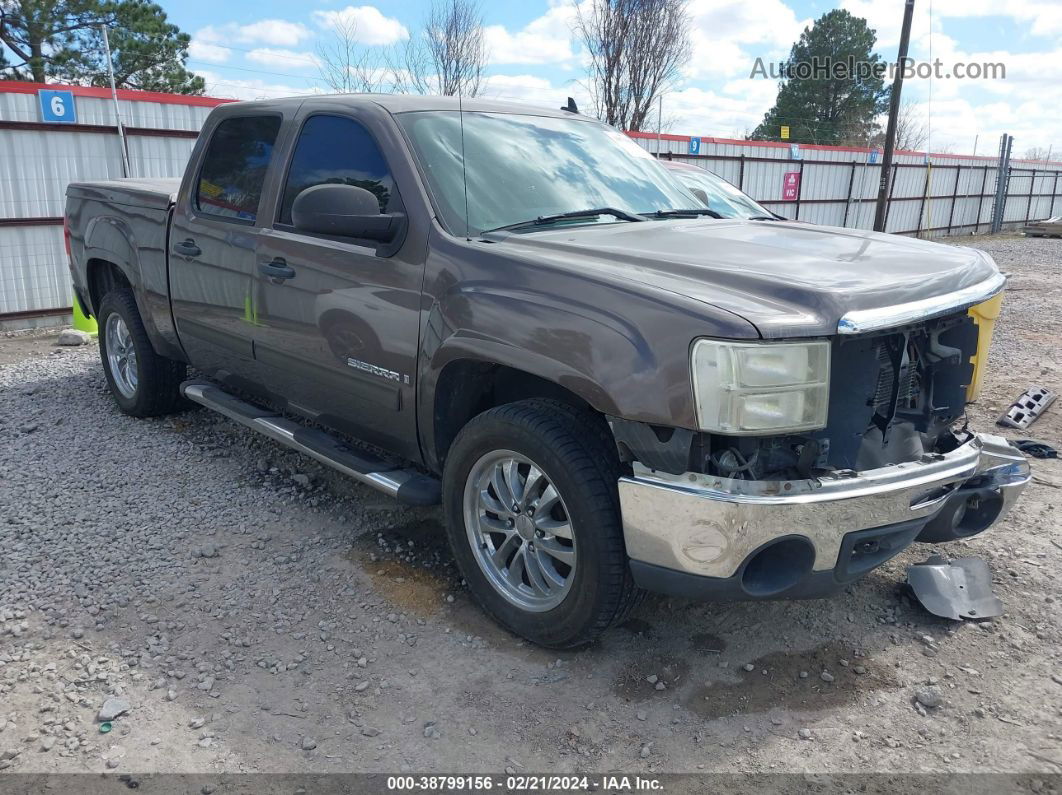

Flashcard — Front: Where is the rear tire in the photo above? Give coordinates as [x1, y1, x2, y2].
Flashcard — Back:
[98, 288, 186, 417]
[442, 399, 641, 648]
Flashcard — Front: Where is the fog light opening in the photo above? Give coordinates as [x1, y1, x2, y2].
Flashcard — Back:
[740, 536, 816, 597]
[954, 493, 1003, 538]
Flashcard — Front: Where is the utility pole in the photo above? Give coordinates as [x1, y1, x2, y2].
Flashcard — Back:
[656, 95, 663, 157]
[873, 0, 916, 232]
[101, 25, 131, 178]
[990, 133, 1013, 234]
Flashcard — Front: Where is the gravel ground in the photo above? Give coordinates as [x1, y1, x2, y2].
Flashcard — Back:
[0, 234, 1060, 782]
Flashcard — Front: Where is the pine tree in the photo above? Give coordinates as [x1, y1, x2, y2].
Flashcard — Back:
[751, 9, 888, 145]
[0, 0, 203, 94]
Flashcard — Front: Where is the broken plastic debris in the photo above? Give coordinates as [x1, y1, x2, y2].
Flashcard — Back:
[99, 722, 112, 734]
[1013, 439, 1058, 459]
[906, 555, 1002, 621]
[997, 385, 1056, 429]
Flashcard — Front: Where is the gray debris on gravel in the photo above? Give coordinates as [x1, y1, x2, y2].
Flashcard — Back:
[57, 329, 91, 346]
[97, 697, 130, 722]
[915, 686, 944, 709]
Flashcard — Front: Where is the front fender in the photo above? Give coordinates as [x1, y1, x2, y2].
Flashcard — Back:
[435, 281, 659, 410]
[417, 274, 758, 469]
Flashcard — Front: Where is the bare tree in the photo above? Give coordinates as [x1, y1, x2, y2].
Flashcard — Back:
[575, 0, 691, 131]
[398, 0, 487, 97]
[316, 16, 386, 93]
[1024, 146, 1052, 162]
[868, 98, 928, 151]
[895, 98, 929, 151]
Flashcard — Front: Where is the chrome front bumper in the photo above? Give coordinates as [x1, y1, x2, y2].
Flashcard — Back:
[618, 433, 1030, 596]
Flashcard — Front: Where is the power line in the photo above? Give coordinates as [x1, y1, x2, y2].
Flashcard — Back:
[187, 60, 327, 83]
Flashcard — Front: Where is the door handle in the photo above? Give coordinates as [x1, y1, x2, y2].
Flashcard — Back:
[172, 239, 201, 257]
[258, 259, 296, 281]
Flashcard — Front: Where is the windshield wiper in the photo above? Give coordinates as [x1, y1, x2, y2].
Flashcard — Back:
[480, 207, 645, 235]
[643, 208, 724, 219]
[748, 214, 782, 221]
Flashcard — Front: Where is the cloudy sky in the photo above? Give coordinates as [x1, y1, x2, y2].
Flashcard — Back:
[166, 0, 1061, 156]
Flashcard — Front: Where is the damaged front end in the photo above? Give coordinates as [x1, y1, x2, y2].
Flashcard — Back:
[618, 311, 981, 484]
[612, 309, 1031, 601]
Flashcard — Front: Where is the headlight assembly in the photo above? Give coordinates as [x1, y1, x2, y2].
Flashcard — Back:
[691, 339, 830, 434]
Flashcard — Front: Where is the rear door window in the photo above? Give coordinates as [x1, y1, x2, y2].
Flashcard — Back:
[196, 115, 282, 222]
[278, 114, 396, 225]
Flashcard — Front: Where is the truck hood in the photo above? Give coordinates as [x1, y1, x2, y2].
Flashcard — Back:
[491, 219, 1000, 337]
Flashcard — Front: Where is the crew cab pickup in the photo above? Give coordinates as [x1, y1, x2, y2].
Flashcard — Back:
[66, 95, 1030, 648]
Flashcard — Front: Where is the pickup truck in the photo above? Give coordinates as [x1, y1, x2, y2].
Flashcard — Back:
[66, 95, 1030, 648]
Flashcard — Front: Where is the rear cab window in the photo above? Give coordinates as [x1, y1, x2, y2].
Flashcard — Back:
[196, 115, 282, 223]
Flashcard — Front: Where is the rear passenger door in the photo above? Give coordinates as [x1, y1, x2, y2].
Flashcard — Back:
[169, 111, 285, 389]
[251, 109, 423, 458]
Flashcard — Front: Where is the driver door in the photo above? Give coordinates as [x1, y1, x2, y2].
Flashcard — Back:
[251, 109, 422, 458]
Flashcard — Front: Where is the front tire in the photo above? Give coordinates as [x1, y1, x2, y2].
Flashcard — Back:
[442, 399, 640, 648]
[98, 288, 185, 417]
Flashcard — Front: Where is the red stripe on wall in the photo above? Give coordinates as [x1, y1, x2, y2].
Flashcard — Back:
[0, 80, 233, 108]
[625, 129, 1062, 167]
[0, 217, 64, 227]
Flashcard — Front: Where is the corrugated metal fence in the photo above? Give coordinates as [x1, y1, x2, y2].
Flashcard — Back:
[2, 81, 1060, 325]
[629, 131, 1062, 236]
[0, 81, 228, 324]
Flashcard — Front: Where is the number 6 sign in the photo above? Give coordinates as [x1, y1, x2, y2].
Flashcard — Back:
[38, 90, 77, 124]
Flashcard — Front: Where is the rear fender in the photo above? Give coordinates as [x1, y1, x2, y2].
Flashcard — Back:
[84, 214, 144, 303]
[84, 215, 184, 361]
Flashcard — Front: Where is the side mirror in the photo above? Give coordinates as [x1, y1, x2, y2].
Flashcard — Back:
[291, 184, 403, 242]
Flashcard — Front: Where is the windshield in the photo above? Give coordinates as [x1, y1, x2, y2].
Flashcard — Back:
[669, 167, 774, 220]
[397, 111, 699, 236]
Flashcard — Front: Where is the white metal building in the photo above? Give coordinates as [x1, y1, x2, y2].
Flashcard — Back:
[0, 81, 228, 328]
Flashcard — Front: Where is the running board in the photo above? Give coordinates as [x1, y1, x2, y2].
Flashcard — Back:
[180, 380, 441, 506]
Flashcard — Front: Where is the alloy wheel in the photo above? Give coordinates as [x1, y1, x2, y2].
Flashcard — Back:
[105, 313, 138, 399]
[462, 450, 577, 612]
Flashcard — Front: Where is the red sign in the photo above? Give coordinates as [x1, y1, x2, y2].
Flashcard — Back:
[782, 171, 801, 201]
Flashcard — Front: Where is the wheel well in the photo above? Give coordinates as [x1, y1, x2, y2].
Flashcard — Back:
[86, 259, 131, 315]
[433, 361, 606, 468]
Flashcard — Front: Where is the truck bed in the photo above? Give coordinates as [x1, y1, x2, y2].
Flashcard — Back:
[66, 178, 180, 211]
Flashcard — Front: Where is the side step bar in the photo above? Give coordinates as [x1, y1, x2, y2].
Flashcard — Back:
[180, 380, 441, 506]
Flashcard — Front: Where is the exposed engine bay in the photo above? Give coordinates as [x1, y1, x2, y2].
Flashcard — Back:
[612, 311, 981, 480]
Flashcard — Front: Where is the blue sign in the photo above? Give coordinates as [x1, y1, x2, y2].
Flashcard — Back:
[688, 136, 701, 155]
[38, 90, 77, 124]
[789, 143, 801, 160]
[868, 149, 880, 164]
